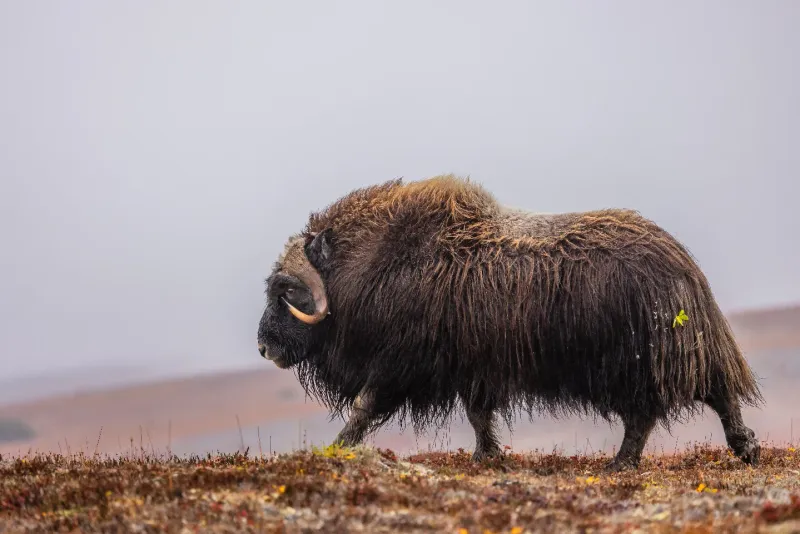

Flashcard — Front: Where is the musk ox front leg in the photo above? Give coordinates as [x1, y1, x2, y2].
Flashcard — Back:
[604, 412, 657, 472]
[463, 403, 503, 462]
[333, 389, 378, 448]
[704, 394, 760, 466]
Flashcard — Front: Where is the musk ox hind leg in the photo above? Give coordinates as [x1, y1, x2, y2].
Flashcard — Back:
[333, 389, 378, 448]
[704, 393, 760, 466]
[604, 412, 658, 472]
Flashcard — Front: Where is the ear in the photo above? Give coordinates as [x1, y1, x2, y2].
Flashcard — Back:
[305, 227, 334, 268]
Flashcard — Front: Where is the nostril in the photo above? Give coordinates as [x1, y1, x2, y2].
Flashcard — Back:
[258, 343, 266, 357]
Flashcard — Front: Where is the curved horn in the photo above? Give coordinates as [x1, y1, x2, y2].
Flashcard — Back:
[278, 232, 331, 325]
[282, 292, 328, 325]
[284, 256, 329, 325]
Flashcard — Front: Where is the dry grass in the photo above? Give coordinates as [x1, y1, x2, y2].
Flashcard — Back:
[1, 441, 799, 533]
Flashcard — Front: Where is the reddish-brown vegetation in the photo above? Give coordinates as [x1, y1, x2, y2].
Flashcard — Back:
[1, 442, 799, 533]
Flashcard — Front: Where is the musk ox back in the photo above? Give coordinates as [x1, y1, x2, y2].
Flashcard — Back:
[257, 175, 763, 471]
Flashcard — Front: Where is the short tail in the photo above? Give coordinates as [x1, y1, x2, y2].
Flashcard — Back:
[667, 274, 763, 409]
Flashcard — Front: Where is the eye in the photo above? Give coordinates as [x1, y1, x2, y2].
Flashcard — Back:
[285, 288, 295, 298]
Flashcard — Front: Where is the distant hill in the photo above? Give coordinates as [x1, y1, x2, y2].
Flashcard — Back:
[0, 364, 177, 406]
[727, 303, 800, 353]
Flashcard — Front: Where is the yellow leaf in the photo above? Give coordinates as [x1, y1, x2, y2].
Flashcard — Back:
[789, 447, 796, 452]
[511, 528, 524, 534]
[458, 529, 469, 534]
[696, 482, 718, 493]
[278, 485, 286, 494]
[673, 309, 689, 328]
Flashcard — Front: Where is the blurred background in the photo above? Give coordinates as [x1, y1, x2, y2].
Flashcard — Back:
[1, 1, 798, 458]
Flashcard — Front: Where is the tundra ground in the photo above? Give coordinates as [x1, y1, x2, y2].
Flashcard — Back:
[1, 442, 799, 533]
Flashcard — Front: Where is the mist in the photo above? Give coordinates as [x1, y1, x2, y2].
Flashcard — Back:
[1, 1, 798, 384]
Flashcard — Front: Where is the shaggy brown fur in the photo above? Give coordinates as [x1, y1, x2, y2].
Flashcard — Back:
[258, 174, 763, 470]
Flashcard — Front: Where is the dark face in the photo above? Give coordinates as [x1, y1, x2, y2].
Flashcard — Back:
[257, 270, 316, 369]
[257, 229, 334, 369]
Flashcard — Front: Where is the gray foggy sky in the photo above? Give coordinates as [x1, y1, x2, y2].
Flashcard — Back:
[1, 1, 798, 382]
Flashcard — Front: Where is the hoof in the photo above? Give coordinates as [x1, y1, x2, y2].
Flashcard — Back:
[472, 446, 503, 463]
[729, 428, 760, 467]
[603, 458, 639, 473]
[735, 437, 761, 467]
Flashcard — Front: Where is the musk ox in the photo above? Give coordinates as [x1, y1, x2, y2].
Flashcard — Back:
[257, 175, 763, 471]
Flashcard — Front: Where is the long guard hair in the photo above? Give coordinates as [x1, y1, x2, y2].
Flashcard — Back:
[290, 175, 762, 436]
